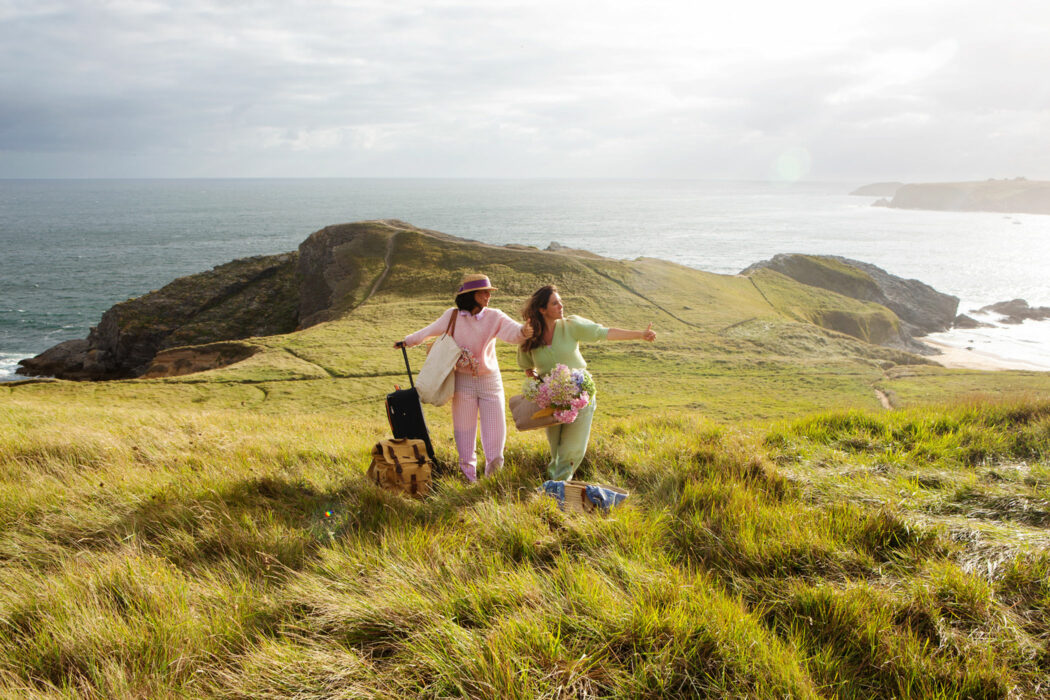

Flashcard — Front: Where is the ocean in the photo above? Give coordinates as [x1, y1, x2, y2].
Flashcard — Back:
[2, 178, 1049, 380]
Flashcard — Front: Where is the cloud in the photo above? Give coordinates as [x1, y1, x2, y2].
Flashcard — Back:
[1, 0, 1048, 179]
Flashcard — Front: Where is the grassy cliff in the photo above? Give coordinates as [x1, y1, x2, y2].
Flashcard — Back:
[3, 221, 1050, 697]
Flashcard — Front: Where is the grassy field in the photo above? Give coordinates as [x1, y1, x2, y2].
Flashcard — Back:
[3, 393, 1050, 698]
[3, 223, 1050, 697]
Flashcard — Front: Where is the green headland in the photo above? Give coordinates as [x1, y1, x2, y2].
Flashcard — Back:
[4, 221, 1050, 697]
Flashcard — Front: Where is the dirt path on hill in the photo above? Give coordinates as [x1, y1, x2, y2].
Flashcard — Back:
[343, 230, 401, 317]
[362, 230, 400, 304]
[874, 387, 893, 410]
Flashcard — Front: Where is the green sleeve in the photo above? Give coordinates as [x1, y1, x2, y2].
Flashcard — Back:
[566, 315, 609, 343]
[517, 345, 535, 370]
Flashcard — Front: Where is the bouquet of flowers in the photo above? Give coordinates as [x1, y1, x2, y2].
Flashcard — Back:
[522, 363, 596, 423]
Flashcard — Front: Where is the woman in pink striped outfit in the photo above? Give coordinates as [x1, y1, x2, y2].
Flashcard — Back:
[396, 274, 525, 482]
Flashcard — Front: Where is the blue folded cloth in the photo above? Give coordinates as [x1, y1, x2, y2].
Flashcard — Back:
[542, 480, 566, 505]
[585, 484, 629, 511]
[541, 480, 628, 512]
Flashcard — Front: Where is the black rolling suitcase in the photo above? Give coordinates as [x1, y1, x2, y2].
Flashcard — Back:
[386, 345, 437, 463]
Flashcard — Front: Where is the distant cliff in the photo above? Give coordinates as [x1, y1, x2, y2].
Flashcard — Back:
[857, 179, 1050, 215]
[741, 254, 959, 353]
[849, 182, 903, 197]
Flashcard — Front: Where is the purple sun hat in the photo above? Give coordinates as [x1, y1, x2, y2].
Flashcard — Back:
[456, 274, 497, 297]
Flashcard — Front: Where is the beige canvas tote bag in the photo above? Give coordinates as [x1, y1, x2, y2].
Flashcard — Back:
[415, 311, 460, 406]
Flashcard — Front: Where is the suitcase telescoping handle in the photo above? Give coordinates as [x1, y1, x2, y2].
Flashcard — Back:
[399, 343, 414, 388]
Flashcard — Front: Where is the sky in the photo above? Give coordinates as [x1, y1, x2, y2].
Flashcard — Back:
[1, 0, 1048, 181]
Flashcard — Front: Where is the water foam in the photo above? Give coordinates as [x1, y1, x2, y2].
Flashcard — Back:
[923, 303, 1050, 371]
[0, 353, 27, 382]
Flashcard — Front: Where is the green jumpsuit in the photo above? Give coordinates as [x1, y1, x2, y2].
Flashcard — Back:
[516, 315, 608, 481]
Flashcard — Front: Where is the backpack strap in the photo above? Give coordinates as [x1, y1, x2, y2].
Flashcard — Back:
[383, 441, 404, 474]
[411, 442, 426, 465]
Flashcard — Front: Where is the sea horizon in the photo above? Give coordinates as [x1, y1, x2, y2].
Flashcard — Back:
[3, 177, 1049, 380]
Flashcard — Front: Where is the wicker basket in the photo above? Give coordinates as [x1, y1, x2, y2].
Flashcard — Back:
[562, 480, 629, 514]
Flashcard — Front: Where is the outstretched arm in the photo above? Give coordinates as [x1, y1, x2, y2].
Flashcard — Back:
[393, 309, 454, 348]
[606, 322, 656, 342]
[494, 312, 527, 344]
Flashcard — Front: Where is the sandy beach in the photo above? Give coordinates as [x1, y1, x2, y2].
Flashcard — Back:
[923, 339, 1049, 372]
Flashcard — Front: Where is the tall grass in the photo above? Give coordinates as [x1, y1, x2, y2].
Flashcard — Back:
[3, 397, 1050, 697]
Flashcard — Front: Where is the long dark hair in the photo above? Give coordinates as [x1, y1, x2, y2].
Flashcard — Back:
[521, 284, 558, 353]
[455, 291, 479, 313]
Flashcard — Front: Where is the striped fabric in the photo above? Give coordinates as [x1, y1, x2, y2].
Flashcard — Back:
[451, 372, 507, 481]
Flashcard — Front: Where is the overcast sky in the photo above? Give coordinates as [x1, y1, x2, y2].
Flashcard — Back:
[2, 0, 1048, 181]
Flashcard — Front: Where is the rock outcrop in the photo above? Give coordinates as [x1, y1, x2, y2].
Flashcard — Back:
[976, 299, 1050, 325]
[15, 339, 94, 381]
[17, 220, 460, 380]
[953, 314, 993, 329]
[18, 253, 299, 380]
[741, 254, 959, 352]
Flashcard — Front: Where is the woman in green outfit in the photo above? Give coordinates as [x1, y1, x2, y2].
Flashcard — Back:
[517, 284, 657, 481]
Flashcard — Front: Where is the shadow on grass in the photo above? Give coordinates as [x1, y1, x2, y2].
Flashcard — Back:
[52, 446, 550, 581]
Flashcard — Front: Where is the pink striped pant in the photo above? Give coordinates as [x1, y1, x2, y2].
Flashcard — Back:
[451, 371, 507, 482]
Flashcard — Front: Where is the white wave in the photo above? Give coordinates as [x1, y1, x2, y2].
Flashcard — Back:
[924, 310, 1050, 372]
[0, 353, 28, 382]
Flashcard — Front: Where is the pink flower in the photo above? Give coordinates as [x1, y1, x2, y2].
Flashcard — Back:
[553, 408, 578, 423]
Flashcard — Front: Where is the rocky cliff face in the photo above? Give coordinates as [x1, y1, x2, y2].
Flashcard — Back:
[741, 254, 959, 352]
[297, 221, 403, 328]
[18, 253, 299, 380]
[17, 220, 438, 380]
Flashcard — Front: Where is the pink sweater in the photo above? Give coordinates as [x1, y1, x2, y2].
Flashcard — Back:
[403, 307, 525, 376]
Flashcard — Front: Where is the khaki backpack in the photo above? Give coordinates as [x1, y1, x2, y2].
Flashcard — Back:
[367, 438, 432, 497]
